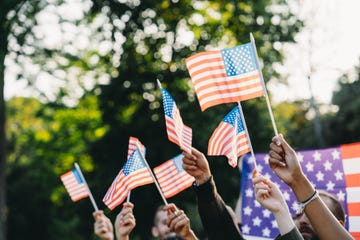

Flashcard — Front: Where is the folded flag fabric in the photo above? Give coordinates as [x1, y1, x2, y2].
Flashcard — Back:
[160, 88, 192, 154]
[103, 148, 154, 210]
[60, 168, 89, 202]
[240, 142, 360, 239]
[208, 106, 251, 167]
[185, 43, 264, 111]
[127, 136, 146, 159]
[153, 154, 195, 198]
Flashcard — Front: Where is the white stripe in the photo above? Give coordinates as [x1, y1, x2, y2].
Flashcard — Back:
[343, 157, 360, 174]
[348, 216, 360, 231]
[199, 85, 264, 106]
[346, 187, 360, 203]
[191, 68, 226, 82]
[243, 235, 271, 240]
[187, 60, 224, 76]
[194, 71, 259, 89]
[186, 52, 221, 67]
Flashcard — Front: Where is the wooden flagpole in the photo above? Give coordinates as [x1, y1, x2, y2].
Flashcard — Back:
[250, 33, 279, 136]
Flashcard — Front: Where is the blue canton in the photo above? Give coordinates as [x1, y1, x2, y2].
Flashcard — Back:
[172, 154, 184, 173]
[161, 89, 175, 118]
[222, 107, 245, 133]
[123, 150, 146, 176]
[221, 43, 257, 77]
[72, 169, 83, 184]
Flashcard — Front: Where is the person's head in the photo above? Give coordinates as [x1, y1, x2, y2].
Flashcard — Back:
[151, 205, 180, 240]
[293, 190, 346, 240]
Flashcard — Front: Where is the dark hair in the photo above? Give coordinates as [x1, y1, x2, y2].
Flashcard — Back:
[318, 190, 345, 223]
[153, 205, 165, 225]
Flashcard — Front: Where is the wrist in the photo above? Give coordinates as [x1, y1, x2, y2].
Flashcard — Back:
[181, 230, 198, 240]
[195, 174, 211, 185]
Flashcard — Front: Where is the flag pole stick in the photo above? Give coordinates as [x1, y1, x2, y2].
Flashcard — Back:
[250, 33, 279, 136]
[156, 79, 162, 89]
[126, 191, 131, 203]
[74, 162, 99, 211]
[135, 143, 168, 206]
[237, 102, 257, 169]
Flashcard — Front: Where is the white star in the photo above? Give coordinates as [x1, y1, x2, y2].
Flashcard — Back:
[262, 227, 271, 237]
[323, 160, 332, 171]
[313, 151, 322, 161]
[297, 152, 304, 162]
[331, 149, 340, 160]
[291, 201, 299, 212]
[316, 171, 324, 181]
[252, 216, 262, 226]
[334, 170, 344, 180]
[306, 162, 314, 172]
[264, 154, 270, 164]
[262, 209, 271, 218]
[254, 200, 261, 208]
[257, 164, 263, 173]
[245, 188, 254, 197]
[242, 224, 251, 234]
[337, 190, 346, 201]
[243, 206, 253, 216]
[263, 172, 272, 181]
[326, 181, 335, 191]
[283, 191, 290, 201]
[271, 220, 278, 228]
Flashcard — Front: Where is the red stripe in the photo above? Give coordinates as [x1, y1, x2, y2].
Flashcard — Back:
[340, 142, 360, 159]
[345, 173, 360, 187]
[348, 202, 360, 215]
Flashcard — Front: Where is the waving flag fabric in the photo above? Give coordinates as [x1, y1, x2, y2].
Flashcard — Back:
[240, 142, 360, 239]
[103, 149, 154, 210]
[127, 136, 146, 159]
[208, 106, 251, 168]
[161, 88, 192, 154]
[153, 154, 195, 198]
[185, 43, 264, 111]
[60, 168, 89, 202]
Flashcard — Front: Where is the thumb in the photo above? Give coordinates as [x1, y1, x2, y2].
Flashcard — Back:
[278, 134, 294, 153]
[191, 147, 203, 158]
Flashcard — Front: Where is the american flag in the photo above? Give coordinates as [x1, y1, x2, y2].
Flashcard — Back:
[153, 154, 195, 198]
[60, 168, 89, 202]
[240, 142, 360, 239]
[208, 106, 251, 168]
[160, 88, 192, 154]
[103, 148, 154, 210]
[127, 136, 146, 159]
[185, 43, 264, 112]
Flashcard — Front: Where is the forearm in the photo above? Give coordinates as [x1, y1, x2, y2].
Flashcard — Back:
[273, 208, 296, 236]
[290, 175, 353, 239]
[180, 230, 198, 240]
[116, 235, 128, 240]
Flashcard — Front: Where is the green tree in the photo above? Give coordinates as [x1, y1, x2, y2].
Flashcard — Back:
[6, 96, 107, 240]
[88, 0, 303, 238]
[322, 60, 360, 146]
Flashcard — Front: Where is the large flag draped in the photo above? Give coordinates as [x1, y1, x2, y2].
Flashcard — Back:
[103, 148, 154, 210]
[208, 106, 251, 168]
[160, 88, 192, 154]
[240, 142, 360, 239]
[60, 168, 89, 202]
[185, 43, 264, 111]
[153, 154, 195, 198]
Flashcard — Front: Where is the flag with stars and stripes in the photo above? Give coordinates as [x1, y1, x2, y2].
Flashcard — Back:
[60, 168, 89, 202]
[208, 106, 251, 168]
[127, 136, 146, 160]
[153, 154, 195, 198]
[185, 43, 265, 112]
[103, 148, 154, 210]
[240, 142, 360, 239]
[160, 88, 192, 154]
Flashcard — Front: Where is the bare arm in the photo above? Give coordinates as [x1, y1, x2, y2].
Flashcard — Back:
[269, 134, 353, 240]
[114, 202, 136, 240]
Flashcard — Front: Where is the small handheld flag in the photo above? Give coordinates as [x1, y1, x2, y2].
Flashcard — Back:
[153, 154, 195, 198]
[158, 81, 192, 154]
[103, 147, 154, 210]
[185, 42, 264, 111]
[60, 163, 98, 211]
[208, 106, 251, 167]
